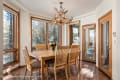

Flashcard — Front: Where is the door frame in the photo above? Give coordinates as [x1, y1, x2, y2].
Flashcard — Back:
[98, 10, 112, 78]
[82, 23, 96, 63]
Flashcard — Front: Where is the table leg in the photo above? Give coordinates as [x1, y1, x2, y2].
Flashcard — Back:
[41, 58, 44, 80]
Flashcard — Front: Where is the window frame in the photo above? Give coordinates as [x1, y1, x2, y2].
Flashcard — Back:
[30, 17, 62, 51]
[3, 4, 20, 68]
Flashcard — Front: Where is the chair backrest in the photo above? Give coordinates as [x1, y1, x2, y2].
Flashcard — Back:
[54, 46, 68, 67]
[35, 44, 46, 50]
[23, 47, 32, 71]
[61, 45, 70, 54]
[68, 45, 80, 63]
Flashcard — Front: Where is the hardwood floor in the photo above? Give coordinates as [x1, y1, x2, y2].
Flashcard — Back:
[3, 61, 110, 80]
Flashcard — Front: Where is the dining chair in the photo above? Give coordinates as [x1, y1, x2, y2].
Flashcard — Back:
[50, 46, 68, 80]
[23, 47, 48, 80]
[68, 45, 80, 75]
[35, 43, 46, 50]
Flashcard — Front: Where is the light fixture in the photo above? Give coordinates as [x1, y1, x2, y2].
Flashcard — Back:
[52, 2, 72, 24]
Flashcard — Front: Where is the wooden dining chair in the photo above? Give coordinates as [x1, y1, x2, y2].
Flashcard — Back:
[35, 43, 46, 50]
[23, 47, 48, 80]
[50, 46, 68, 80]
[68, 45, 80, 75]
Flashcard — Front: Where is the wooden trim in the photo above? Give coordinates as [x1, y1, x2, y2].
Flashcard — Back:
[4, 49, 17, 53]
[3, 61, 19, 69]
[46, 23, 48, 49]
[3, 4, 19, 13]
[58, 24, 62, 46]
[4, 64, 22, 75]
[31, 16, 51, 22]
[82, 23, 96, 63]
[98, 10, 112, 78]
[30, 17, 32, 51]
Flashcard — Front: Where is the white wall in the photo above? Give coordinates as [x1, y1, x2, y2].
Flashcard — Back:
[20, 10, 31, 65]
[0, 0, 3, 77]
[113, 0, 120, 80]
[74, 11, 97, 64]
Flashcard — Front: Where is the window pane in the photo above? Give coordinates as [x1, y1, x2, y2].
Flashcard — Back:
[32, 20, 46, 47]
[3, 52, 15, 65]
[72, 25, 79, 43]
[48, 23, 58, 43]
[3, 10, 14, 50]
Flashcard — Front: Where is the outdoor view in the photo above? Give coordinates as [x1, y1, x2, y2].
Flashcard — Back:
[48, 23, 58, 43]
[72, 24, 79, 43]
[32, 20, 46, 47]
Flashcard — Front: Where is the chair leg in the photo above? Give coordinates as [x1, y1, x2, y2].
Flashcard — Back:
[39, 69, 41, 79]
[68, 64, 71, 77]
[24, 67, 27, 80]
[54, 68, 57, 80]
[46, 67, 48, 80]
[65, 66, 68, 80]
[30, 71, 32, 80]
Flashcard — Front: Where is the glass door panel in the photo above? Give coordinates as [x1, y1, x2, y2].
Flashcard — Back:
[85, 27, 95, 60]
[82, 24, 96, 62]
[101, 20, 109, 69]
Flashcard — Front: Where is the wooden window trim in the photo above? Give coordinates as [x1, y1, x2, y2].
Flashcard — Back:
[3, 4, 20, 68]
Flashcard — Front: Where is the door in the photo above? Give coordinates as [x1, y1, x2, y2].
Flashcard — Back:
[82, 24, 96, 62]
[98, 11, 112, 78]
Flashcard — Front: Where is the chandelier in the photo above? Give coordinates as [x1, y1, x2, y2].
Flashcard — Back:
[52, 2, 72, 24]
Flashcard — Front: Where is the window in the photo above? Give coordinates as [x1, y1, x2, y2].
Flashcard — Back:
[72, 25, 79, 43]
[31, 17, 61, 50]
[3, 5, 19, 66]
[48, 23, 58, 43]
[69, 21, 80, 45]
[3, 10, 14, 50]
[32, 20, 46, 47]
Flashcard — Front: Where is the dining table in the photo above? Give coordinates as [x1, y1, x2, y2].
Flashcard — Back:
[30, 50, 55, 80]
[30, 48, 80, 80]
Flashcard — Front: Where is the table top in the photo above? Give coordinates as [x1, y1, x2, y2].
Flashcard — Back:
[30, 50, 55, 60]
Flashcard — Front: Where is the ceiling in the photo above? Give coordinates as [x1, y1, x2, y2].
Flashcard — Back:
[16, 0, 103, 18]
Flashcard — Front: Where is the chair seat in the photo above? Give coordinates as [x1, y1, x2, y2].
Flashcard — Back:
[32, 60, 41, 69]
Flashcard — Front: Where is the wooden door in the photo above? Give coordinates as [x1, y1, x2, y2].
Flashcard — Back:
[98, 11, 112, 78]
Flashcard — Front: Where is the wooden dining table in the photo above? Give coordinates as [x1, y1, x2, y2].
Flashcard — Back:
[30, 50, 55, 80]
[30, 48, 80, 80]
